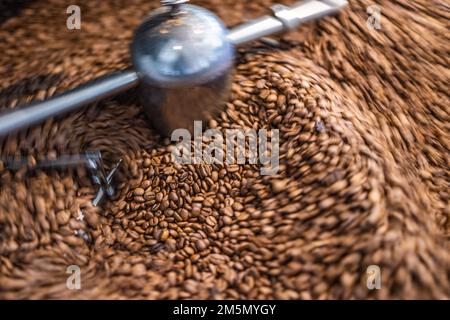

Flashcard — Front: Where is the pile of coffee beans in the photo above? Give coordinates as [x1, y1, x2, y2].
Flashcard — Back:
[0, 0, 448, 299]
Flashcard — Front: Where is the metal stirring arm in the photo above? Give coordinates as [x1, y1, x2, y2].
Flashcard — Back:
[0, 0, 347, 137]
[0, 70, 138, 137]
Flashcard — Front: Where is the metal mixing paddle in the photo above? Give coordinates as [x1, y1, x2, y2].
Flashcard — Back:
[0, 0, 347, 137]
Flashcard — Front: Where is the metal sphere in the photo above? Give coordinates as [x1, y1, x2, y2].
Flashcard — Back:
[131, 4, 235, 135]
[132, 4, 234, 87]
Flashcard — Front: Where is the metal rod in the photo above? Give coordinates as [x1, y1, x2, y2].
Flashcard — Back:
[227, 0, 347, 45]
[0, 70, 139, 137]
[4, 153, 88, 170]
[92, 158, 122, 206]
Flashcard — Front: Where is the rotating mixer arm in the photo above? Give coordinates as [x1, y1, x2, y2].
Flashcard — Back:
[0, 0, 347, 137]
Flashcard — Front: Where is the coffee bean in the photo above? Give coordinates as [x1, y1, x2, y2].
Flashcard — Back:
[222, 216, 233, 225]
[195, 239, 207, 251]
[232, 202, 244, 211]
[206, 215, 217, 227]
[169, 191, 178, 202]
[192, 203, 202, 217]
[132, 263, 147, 277]
[271, 180, 286, 193]
[140, 180, 151, 189]
[160, 229, 169, 241]
[183, 246, 195, 256]
[56, 210, 71, 225]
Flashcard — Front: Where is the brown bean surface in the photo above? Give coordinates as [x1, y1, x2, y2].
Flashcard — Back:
[0, 0, 449, 299]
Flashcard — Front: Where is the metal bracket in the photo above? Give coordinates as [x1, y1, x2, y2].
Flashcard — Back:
[3, 151, 122, 206]
[271, 4, 300, 30]
[92, 159, 122, 206]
